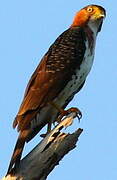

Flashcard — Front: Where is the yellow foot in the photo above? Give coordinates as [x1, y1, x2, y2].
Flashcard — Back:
[57, 107, 82, 123]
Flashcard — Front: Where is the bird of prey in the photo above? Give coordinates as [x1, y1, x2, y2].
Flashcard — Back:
[7, 4, 106, 174]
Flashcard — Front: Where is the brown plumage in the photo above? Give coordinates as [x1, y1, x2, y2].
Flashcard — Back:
[7, 4, 106, 175]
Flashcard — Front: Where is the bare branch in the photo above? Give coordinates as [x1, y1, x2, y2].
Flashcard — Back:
[3, 112, 83, 180]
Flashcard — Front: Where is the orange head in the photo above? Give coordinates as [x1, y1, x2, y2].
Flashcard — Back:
[71, 5, 106, 28]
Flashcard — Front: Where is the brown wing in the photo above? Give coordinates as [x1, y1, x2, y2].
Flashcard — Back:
[13, 27, 86, 132]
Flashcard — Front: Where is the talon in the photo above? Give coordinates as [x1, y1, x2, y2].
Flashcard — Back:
[57, 107, 82, 123]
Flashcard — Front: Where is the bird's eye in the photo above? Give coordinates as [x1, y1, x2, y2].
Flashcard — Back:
[87, 7, 93, 13]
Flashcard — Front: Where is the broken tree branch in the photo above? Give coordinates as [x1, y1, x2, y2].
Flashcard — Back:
[3, 112, 83, 180]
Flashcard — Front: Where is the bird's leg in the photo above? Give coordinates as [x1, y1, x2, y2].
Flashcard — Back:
[47, 121, 52, 133]
[49, 101, 64, 114]
[40, 121, 52, 138]
[49, 102, 82, 123]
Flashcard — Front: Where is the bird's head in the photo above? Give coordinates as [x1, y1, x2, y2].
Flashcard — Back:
[71, 5, 106, 35]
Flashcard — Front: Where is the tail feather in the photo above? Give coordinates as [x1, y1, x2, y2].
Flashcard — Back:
[6, 129, 29, 175]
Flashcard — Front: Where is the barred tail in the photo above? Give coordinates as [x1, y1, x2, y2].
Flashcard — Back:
[6, 129, 29, 175]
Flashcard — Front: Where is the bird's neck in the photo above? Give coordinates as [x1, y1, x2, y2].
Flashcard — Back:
[86, 20, 102, 37]
[84, 25, 96, 54]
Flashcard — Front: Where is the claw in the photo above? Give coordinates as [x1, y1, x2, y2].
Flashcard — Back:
[40, 133, 47, 138]
[76, 111, 82, 122]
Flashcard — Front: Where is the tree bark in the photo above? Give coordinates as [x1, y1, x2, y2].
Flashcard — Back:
[2, 112, 83, 180]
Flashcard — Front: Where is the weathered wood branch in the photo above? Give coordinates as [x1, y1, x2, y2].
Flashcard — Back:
[3, 112, 83, 180]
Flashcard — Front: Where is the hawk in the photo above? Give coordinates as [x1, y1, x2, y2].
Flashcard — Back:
[7, 4, 106, 174]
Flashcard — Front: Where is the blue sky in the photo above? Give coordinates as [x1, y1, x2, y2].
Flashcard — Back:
[0, 1, 117, 179]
